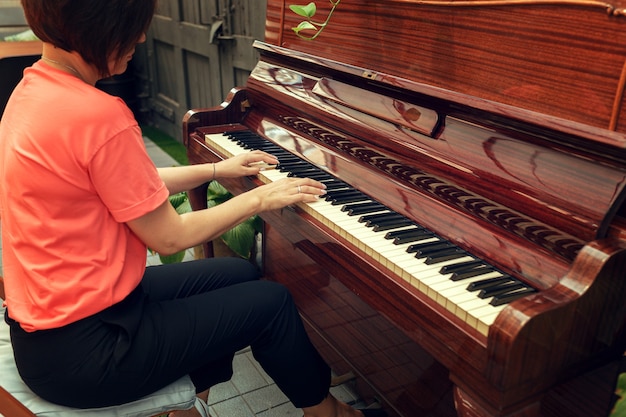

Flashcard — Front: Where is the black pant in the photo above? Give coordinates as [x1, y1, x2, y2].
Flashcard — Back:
[7, 257, 330, 408]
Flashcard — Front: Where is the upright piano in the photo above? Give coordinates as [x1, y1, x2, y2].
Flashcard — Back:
[183, 1, 626, 415]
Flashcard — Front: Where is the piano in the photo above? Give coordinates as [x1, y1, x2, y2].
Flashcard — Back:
[183, 1, 626, 416]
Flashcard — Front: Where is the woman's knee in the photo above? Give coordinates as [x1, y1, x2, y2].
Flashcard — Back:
[248, 280, 298, 318]
[191, 257, 259, 286]
[218, 257, 260, 283]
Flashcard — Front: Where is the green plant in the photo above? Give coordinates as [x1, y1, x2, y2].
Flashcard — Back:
[612, 373, 626, 417]
[290, 1, 341, 40]
[206, 181, 263, 260]
[151, 182, 262, 264]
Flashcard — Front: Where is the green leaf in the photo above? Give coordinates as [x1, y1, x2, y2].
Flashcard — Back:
[175, 199, 192, 215]
[289, 2, 317, 18]
[612, 373, 626, 417]
[207, 181, 232, 200]
[293, 21, 318, 33]
[206, 181, 233, 206]
[158, 250, 186, 264]
[251, 215, 264, 234]
[168, 192, 188, 209]
[221, 218, 257, 259]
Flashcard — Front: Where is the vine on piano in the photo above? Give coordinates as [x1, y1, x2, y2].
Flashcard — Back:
[290, 1, 341, 40]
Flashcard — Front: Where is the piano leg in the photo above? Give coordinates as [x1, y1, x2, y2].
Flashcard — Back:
[187, 182, 213, 258]
[453, 388, 540, 417]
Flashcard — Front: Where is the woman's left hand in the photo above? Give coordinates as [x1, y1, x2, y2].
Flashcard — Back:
[214, 150, 279, 179]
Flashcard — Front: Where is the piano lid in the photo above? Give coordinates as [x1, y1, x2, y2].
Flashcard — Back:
[266, 0, 626, 135]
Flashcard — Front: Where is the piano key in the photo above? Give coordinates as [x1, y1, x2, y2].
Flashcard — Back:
[385, 227, 436, 244]
[297, 172, 334, 181]
[439, 259, 486, 274]
[423, 248, 468, 264]
[408, 240, 454, 254]
[490, 287, 537, 306]
[288, 169, 321, 178]
[204, 131, 537, 336]
[325, 188, 364, 198]
[372, 218, 416, 232]
[321, 182, 353, 192]
[344, 202, 388, 215]
[326, 189, 368, 200]
[450, 266, 497, 281]
[466, 276, 514, 291]
[477, 281, 526, 299]
[358, 212, 407, 223]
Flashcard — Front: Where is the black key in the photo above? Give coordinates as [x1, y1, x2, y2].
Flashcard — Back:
[467, 276, 513, 291]
[287, 164, 317, 171]
[450, 267, 496, 281]
[323, 183, 352, 193]
[385, 228, 434, 244]
[424, 248, 467, 264]
[358, 212, 405, 223]
[344, 202, 387, 215]
[325, 188, 360, 197]
[385, 226, 423, 238]
[407, 240, 452, 254]
[478, 281, 526, 299]
[278, 161, 309, 171]
[276, 162, 302, 172]
[490, 287, 537, 306]
[331, 194, 370, 205]
[301, 172, 334, 181]
[325, 190, 364, 202]
[371, 218, 415, 232]
[439, 259, 485, 274]
[288, 169, 320, 177]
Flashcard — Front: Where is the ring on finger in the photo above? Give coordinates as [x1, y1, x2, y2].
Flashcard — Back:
[297, 185, 302, 193]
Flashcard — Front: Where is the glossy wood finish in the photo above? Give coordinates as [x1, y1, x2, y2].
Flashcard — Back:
[0, 41, 41, 60]
[184, 1, 626, 415]
[267, 0, 626, 133]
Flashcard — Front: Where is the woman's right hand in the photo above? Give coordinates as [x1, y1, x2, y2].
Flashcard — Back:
[127, 175, 326, 256]
[247, 176, 327, 212]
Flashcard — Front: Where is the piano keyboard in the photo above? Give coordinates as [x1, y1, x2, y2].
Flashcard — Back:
[205, 131, 537, 336]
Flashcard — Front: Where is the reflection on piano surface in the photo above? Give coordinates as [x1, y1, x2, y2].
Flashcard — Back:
[183, 1, 626, 416]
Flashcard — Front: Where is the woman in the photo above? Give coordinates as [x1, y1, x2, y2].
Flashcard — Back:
[0, 1, 386, 416]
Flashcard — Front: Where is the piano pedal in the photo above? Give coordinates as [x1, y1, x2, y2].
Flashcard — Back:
[331, 371, 356, 387]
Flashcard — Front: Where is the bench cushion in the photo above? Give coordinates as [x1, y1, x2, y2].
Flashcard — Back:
[0, 306, 197, 416]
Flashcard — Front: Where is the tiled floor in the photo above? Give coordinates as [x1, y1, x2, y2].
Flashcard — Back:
[144, 136, 365, 416]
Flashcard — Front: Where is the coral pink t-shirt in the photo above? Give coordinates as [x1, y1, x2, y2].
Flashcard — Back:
[0, 61, 169, 331]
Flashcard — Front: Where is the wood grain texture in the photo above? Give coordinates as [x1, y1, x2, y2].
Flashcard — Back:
[267, 0, 626, 132]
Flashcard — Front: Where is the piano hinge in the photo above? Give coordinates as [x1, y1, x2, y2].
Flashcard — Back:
[361, 70, 377, 80]
[240, 99, 251, 112]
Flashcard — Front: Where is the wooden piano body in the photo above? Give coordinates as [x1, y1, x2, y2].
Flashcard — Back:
[183, 1, 626, 416]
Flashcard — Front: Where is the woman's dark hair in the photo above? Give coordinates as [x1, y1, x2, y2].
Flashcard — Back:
[21, 0, 157, 77]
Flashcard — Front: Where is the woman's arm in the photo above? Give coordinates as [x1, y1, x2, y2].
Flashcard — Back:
[157, 150, 279, 194]
[127, 175, 325, 255]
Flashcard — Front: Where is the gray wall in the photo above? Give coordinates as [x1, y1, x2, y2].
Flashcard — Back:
[135, 0, 267, 142]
